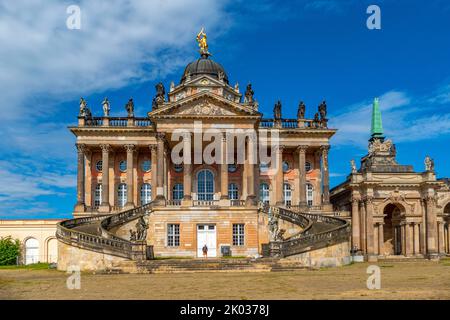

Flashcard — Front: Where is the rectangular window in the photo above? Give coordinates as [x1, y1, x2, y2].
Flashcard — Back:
[167, 224, 180, 247]
[232, 224, 245, 246]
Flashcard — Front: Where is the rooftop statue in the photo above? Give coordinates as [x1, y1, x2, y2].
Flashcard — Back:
[79, 97, 87, 117]
[125, 98, 134, 117]
[424, 156, 434, 172]
[196, 27, 210, 56]
[319, 100, 327, 120]
[350, 159, 357, 174]
[102, 97, 110, 117]
[297, 101, 305, 119]
[273, 100, 282, 120]
[244, 83, 254, 103]
[152, 82, 166, 110]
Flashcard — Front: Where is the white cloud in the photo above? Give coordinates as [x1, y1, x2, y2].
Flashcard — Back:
[0, 0, 230, 217]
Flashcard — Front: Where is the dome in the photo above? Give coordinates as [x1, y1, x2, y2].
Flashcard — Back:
[180, 54, 228, 84]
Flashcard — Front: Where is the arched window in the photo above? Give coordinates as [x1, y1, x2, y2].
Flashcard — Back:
[259, 183, 270, 204]
[25, 238, 39, 265]
[172, 183, 184, 200]
[47, 238, 58, 263]
[118, 183, 127, 207]
[306, 183, 314, 206]
[283, 183, 292, 207]
[94, 184, 102, 207]
[140, 183, 151, 205]
[228, 183, 238, 200]
[197, 169, 214, 200]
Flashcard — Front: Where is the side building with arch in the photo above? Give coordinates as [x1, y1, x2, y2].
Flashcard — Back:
[331, 99, 450, 260]
[0, 219, 60, 264]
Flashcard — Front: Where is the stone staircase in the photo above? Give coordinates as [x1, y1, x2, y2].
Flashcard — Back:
[104, 258, 310, 274]
[57, 201, 351, 271]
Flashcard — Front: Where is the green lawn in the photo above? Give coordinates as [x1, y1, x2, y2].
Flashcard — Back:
[0, 263, 51, 270]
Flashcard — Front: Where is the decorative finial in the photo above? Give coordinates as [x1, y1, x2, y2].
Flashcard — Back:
[371, 97, 384, 141]
[196, 27, 210, 57]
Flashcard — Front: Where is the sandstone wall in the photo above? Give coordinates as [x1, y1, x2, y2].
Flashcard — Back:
[282, 241, 351, 268]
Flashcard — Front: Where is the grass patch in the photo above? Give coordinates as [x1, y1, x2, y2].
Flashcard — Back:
[0, 263, 51, 270]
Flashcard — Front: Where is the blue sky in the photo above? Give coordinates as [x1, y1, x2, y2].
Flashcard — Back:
[0, 0, 449, 219]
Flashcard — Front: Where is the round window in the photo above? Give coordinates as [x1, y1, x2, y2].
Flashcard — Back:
[282, 161, 290, 173]
[141, 160, 151, 172]
[119, 160, 127, 172]
[305, 161, 312, 172]
[96, 160, 102, 172]
[228, 164, 237, 173]
[174, 164, 183, 173]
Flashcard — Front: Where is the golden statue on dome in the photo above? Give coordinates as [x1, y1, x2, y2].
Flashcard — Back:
[196, 27, 210, 56]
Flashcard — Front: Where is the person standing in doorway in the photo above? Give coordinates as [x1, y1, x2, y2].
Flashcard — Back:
[202, 244, 208, 258]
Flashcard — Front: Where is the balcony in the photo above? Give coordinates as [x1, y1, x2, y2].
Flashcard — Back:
[80, 116, 153, 127]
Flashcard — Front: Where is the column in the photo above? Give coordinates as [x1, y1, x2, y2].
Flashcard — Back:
[360, 201, 366, 253]
[351, 195, 360, 252]
[378, 223, 384, 255]
[438, 221, 445, 254]
[125, 144, 135, 207]
[246, 135, 256, 206]
[156, 133, 166, 202]
[425, 195, 438, 257]
[150, 145, 157, 201]
[297, 146, 308, 206]
[100, 144, 110, 211]
[183, 133, 192, 201]
[321, 145, 330, 204]
[413, 223, 420, 255]
[74, 143, 86, 211]
[220, 133, 228, 200]
[405, 223, 413, 256]
[274, 145, 284, 206]
[365, 196, 375, 258]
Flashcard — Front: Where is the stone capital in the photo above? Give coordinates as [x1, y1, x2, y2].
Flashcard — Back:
[156, 132, 166, 141]
[296, 145, 308, 153]
[75, 143, 86, 154]
[100, 144, 111, 153]
[321, 145, 331, 154]
[124, 144, 136, 153]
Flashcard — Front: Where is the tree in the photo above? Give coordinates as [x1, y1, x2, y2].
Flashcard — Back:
[0, 236, 21, 265]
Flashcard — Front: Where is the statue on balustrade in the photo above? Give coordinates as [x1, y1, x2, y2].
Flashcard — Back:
[276, 229, 286, 241]
[102, 97, 110, 117]
[350, 159, 357, 174]
[318, 100, 327, 127]
[129, 229, 137, 241]
[297, 101, 305, 120]
[79, 97, 87, 117]
[273, 100, 282, 120]
[424, 156, 434, 172]
[268, 210, 279, 242]
[313, 112, 320, 128]
[136, 216, 149, 241]
[152, 82, 166, 110]
[125, 98, 134, 117]
[244, 83, 254, 103]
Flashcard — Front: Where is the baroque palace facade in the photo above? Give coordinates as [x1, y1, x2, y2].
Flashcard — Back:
[69, 44, 336, 261]
[1, 32, 449, 268]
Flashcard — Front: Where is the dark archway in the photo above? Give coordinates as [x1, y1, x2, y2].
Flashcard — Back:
[383, 203, 404, 255]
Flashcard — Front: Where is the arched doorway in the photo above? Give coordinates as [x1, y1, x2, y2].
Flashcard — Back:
[46, 238, 58, 263]
[444, 203, 450, 254]
[25, 238, 39, 265]
[383, 203, 404, 255]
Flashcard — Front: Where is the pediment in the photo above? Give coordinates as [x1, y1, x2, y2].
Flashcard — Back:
[148, 91, 260, 119]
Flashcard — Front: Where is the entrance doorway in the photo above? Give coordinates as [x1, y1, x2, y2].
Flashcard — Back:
[197, 224, 217, 258]
[383, 203, 404, 255]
